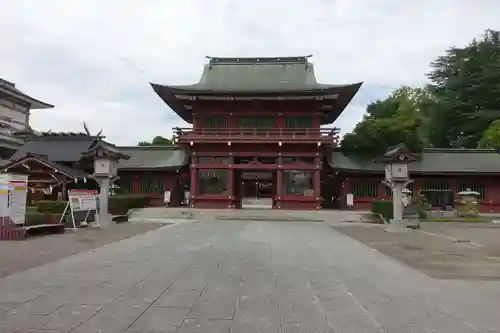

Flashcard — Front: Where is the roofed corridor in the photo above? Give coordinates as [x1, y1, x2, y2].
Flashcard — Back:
[1, 221, 499, 332]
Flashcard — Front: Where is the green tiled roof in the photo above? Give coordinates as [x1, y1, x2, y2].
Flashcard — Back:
[160, 56, 352, 92]
[328, 148, 500, 174]
[117, 146, 189, 170]
[151, 56, 362, 125]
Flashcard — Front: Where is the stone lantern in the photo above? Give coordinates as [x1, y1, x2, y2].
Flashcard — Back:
[380, 144, 416, 232]
[455, 188, 480, 217]
[81, 139, 130, 226]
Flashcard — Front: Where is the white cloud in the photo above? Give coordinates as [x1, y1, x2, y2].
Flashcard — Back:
[1, 0, 499, 144]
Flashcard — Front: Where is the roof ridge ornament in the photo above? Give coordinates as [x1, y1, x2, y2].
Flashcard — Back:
[205, 56, 313, 65]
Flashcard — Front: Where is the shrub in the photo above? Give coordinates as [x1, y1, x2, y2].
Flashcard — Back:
[108, 194, 150, 214]
[26, 206, 38, 213]
[371, 200, 393, 221]
[25, 212, 45, 226]
[35, 200, 67, 214]
[412, 194, 429, 219]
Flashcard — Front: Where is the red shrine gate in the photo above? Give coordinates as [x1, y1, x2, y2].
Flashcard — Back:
[153, 56, 362, 209]
[175, 126, 339, 209]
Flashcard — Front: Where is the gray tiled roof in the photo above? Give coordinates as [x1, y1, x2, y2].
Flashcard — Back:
[0, 78, 53, 109]
[3, 154, 88, 178]
[117, 146, 189, 170]
[10, 136, 96, 162]
[328, 148, 500, 174]
[83, 140, 130, 160]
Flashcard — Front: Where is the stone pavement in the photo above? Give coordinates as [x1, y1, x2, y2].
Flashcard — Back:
[1, 221, 500, 332]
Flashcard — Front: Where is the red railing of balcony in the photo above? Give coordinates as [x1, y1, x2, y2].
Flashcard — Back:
[173, 127, 340, 145]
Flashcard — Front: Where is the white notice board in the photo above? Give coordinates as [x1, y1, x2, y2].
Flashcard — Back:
[346, 193, 354, 207]
[0, 174, 9, 221]
[0, 173, 28, 225]
[8, 174, 28, 225]
[65, 189, 99, 229]
[68, 189, 97, 212]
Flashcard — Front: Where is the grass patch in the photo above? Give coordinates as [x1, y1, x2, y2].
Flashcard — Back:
[423, 217, 492, 223]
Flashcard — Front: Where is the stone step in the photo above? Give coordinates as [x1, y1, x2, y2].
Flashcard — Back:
[129, 207, 366, 223]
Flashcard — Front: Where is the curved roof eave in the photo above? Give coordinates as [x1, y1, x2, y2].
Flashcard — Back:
[151, 81, 363, 125]
[151, 82, 363, 96]
[151, 83, 192, 123]
[321, 82, 363, 124]
[0, 86, 54, 109]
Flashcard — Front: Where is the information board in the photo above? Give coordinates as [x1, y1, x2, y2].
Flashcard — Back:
[0, 175, 9, 222]
[69, 189, 97, 212]
[0, 173, 28, 225]
[8, 174, 28, 225]
[64, 189, 99, 229]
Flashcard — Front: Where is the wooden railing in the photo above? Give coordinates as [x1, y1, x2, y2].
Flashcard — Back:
[173, 127, 340, 145]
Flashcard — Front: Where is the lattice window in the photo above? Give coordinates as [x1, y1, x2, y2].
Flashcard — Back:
[283, 157, 314, 164]
[200, 116, 227, 128]
[351, 181, 377, 197]
[420, 181, 452, 206]
[198, 157, 230, 164]
[139, 176, 164, 194]
[285, 117, 313, 128]
[197, 170, 228, 195]
[459, 182, 485, 200]
[116, 175, 134, 194]
[385, 183, 414, 197]
[237, 117, 274, 129]
[283, 171, 314, 196]
[198, 157, 213, 164]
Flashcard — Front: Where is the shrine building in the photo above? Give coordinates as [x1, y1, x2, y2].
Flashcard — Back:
[4, 58, 500, 212]
[151, 56, 362, 209]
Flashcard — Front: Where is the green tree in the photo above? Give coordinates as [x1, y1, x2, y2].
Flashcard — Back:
[341, 86, 429, 155]
[137, 136, 173, 146]
[427, 29, 500, 148]
[478, 120, 500, 149]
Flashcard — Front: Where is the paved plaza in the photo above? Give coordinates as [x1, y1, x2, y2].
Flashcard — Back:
[1, 220, 500, 332]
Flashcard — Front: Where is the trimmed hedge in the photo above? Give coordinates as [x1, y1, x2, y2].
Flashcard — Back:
[108, 194, 150, 215]
[25, 212, 45, 226]
[27, 206, 38, 213]
[35, 200, 67, 214]
[371, 200, 393, 221]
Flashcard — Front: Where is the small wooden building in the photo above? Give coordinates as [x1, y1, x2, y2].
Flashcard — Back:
[326, 148, 500, 213]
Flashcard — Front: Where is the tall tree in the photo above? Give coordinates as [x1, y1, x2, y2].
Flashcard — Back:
[427, 29, 500, 148]
[478, 120, 500, 149]
[137, 136, 173, 146]
[341, 87, 429, 155]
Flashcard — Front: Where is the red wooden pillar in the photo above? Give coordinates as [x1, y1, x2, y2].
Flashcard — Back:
[276, 113, 285, 129]
[227, 156, 234, 208]
[132, 174, 140, 193]
[450, 178, 459, 194]
[342, 177, 351, 209]
[314, 156, 321, 209]
[276, 155, 283, 209]
[190, 155, 197, 207]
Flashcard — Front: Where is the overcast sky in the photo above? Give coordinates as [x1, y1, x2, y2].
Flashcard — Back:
[1, 1, 499, 145]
